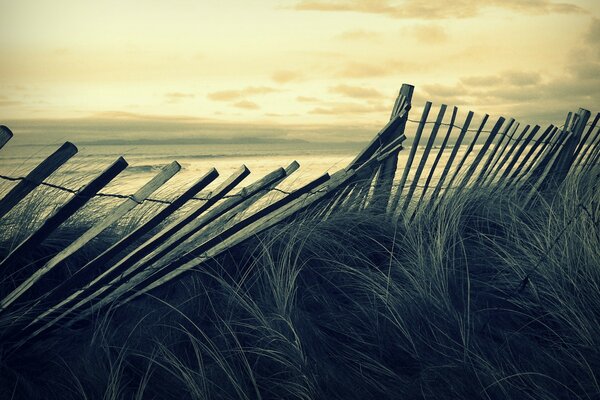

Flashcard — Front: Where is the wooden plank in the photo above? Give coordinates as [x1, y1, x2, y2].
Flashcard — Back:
[471, 118, 516, 187]
[424, 108, 466, 208]
[508, 125, 555, 184]
[346, 107, 409, 171]
[0, 161, 181, 312]
[453, 117, 506, 193]
[523, 131, 573, 205]
[416, 106, 457, 209]
[495, 125, 540, 190]
[572, 112, 598, 166]
[52, 166, 249, 301]
[520, 121, 569, 189]
[572, 114, 600, 172]
[21, 166, 274, 334]
[433, 112, 483, 206]
[120, 166, 291, 277]
[37, 172, 335, 337]
[33, 167, 220, 310]
[483, 124, 530, 187]
[0, 142, 78, 220]
[551, 110, 591, 186]
[371, 84, 414, 210]
[0, 125, 13, 150]
[520, 129, 569, 192]
[388, 101, 432, 213]
[399, 104, 447, 214]
[0, 157, 129, 271]
[100, 172, 340, 309]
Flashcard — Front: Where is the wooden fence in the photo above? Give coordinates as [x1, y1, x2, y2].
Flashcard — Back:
[0, 84, 598, 349]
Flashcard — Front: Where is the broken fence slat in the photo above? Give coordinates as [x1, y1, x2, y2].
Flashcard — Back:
[0, 157, 129, 271]
[371, 84, 414, 210]
[63, 171, 336, 331]
[49, 166, 250, 307]
[33, 167, 220, 310]
[0, 161, 181, 312]
[0, 142, 78, 220]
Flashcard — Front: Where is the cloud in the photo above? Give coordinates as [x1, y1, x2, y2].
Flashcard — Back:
[165, 92, 195, 103]
[233, 100, 260, 110]
[335, 29, 381, 41]
[411, 24, 447, 44]
[296, 96, 320, 103]
[422, 62, 600, 127]
[329, 84, 384, 99]
[0, 96, 22, 107]
[460, 70, 542, 88]
[3, 112, 385, 144]
[292, 0, 584, 19]
[338, 61, 396, 78]
[309, 101, 389, 115]
[207, 86, 279, 101]
[271, 70, 303, 84]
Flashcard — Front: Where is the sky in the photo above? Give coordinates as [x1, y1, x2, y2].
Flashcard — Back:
[1, 0, 599, 144]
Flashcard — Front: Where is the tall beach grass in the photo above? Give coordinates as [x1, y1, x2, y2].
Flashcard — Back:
[0, 169, 599, 399]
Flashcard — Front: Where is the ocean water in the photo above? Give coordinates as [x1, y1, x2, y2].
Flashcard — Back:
[0, 141, 484, 206]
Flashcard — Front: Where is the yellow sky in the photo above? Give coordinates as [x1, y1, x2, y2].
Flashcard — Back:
[1, 0, 599, 143]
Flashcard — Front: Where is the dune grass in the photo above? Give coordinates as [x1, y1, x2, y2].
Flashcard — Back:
[0, 170, 599, 400]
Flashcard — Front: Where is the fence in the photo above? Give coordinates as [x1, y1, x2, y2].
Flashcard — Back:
[0, 83, 598, 350]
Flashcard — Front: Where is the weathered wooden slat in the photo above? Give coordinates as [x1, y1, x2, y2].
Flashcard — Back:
[346, 106, 410, 171]
[571, 112, 599, 168]
[523, 131, 573, 205]
[32, 167, 220, 311]
[453, 117, 506, 193]
[572, 115, 600, 173]
[120, 167, 285, 275]
[51, 172, 336, 334]
[483, 124, 530, 187]
[49, 166, 249, 302]
[472, 118, 516, 187]
[0, 161, 181, 312]
[508, 125, 555, 184]
[388, 102, 432, 213]
[521, 128, 569, 191]
[424, 108, 467, 208]
[371, 84, 414, 210]
[106, 172, 341, 309]
[0, 157, 129, 271]
[550, 110, 591, 187]
[495, 125, 540, 189]
[520, 125, 568, 189]
[0, 125, 13, 150]
[399, 104, 447, 214]
[415, 106, 457, 210]
[433, 112, 483, 205]
[22, 164, 298, 335]
[0, 142, 78, 220]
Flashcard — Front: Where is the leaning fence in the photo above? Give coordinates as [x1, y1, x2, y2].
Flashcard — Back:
[0, 83, 598, 350]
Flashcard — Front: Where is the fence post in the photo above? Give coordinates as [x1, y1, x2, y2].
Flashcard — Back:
[0, 142, 78, 220]
[370, 84, 414, 211]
